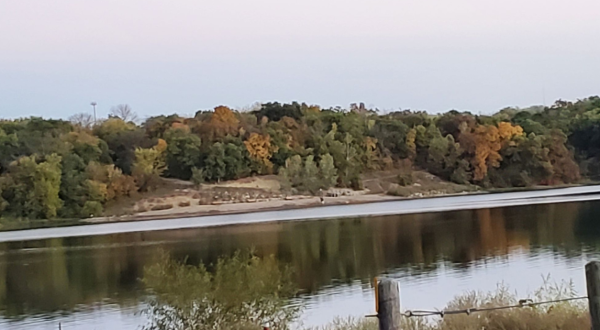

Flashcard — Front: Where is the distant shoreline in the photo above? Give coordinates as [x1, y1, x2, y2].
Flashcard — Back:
[0, 184, 599, 243]
[89, 181, 589, 224]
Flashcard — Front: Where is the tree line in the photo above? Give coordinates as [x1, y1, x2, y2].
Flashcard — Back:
[0, 96, 599, 219]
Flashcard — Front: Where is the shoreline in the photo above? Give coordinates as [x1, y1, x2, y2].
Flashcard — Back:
[0, 184, 599, 243]
[89, 182, 588, 224]
[89, 194, 405, 223]
[87, 180, 593, 224]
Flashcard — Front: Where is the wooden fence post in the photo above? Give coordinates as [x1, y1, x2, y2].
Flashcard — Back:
[586, 261, 600, 330]
[377, 278, 401, 330]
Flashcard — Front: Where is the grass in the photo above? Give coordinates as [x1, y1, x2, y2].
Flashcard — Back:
[309, 279, 589, 330]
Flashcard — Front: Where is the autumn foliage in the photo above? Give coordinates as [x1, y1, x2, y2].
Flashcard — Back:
[2, 97, 599, 219]
[209, 106, 240, 139]
[461, 122, 524, 181]
[244, 133, 278, 173]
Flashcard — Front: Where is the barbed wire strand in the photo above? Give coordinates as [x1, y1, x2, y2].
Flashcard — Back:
[403, 296, 589, 318]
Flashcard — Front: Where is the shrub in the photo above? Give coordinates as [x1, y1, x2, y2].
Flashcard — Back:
[178, 201, 191, 207]
[191, 167, 205, 186]
[81, 201, 103, 218]
[312, 280, 589, 330]
[150, 204, 173, 211]
[397, 172, 413, 186]
[142, 250, 300, 330]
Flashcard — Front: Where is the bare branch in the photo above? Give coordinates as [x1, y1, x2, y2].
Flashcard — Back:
[69, 112, 94, 128]
[110, 104, 138, 122]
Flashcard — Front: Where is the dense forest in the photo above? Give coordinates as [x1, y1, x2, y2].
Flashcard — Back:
[1, 96, 599, 220]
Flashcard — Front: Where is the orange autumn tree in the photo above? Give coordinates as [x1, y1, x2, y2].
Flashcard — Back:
[244, 133, 278, 174]
[208, 106, 239, 140]
[462, 122, 523, 181]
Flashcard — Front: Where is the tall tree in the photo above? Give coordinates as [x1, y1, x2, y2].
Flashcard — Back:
[208, 106, 240, 140]
[319, 153, 338, 189]
[132, 139, 167, 191]
[163, 128, 202, 180]
[244, 133, 277, 174]
[460, 122, 523, 181]
[1, 154, 63, 219]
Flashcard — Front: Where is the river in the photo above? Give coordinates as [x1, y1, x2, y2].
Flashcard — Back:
[2, 195, 600, 329]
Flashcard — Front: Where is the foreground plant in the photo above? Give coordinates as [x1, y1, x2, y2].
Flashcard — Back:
[142, 250, 300, 330]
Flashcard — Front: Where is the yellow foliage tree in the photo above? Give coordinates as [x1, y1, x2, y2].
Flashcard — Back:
[86, 162, 137, 201]
[363, 136, 379, 170]
[467, 123, 523, 181]
[209, 106, 239, 139]
[105, 165, 137, 200]
[132, 139, 168, 191]
[244, 133, 278, 173]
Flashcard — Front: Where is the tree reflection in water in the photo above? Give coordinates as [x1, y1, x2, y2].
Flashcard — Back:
[0, 200, 598, 323]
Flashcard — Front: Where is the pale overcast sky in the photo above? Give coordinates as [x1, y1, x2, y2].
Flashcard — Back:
[1, 0, 599, 119]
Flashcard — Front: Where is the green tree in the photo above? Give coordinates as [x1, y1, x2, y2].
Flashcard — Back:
[95, 118, 152, 174]
[0, 128, 19, 173]
[132, 140, 167, 191]
[302, 155, 320, 194]
[279, 155, 303, 191]
[253, 102, 305, 122]
[223, 142, 250, 180]
[203, 142, 227, 182]
[318, 153, 338, 189]
[58, 153, 88, 217]
[1, 154, 63, 219]
[164, 128, 202, 180]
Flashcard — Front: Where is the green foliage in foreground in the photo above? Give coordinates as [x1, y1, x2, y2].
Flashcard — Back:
[142, 247, 589, 330]
[141, 250, 300, 330]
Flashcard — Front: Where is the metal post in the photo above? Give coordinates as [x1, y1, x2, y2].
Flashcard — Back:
[377, 278, 401, 330]
[91, 102, 97, 124]
[586, 261, 600, 330]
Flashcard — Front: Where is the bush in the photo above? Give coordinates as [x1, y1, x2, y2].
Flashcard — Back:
[191, 167, 205, 186]
[397, 172, 413, 186]
[142, 250, 300, 330]
[150, 204, 173, 211]
[81, 201, 103, 218]
[349, 175, 363, 190]
[178, 201, 191, 207]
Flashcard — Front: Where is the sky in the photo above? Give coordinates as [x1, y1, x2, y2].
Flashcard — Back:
[1, 0, 599, 120]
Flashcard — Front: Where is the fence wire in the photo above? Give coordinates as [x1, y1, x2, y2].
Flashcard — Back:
[403, 296, 589, 318]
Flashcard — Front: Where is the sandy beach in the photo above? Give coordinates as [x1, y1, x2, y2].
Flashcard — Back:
[88, 193, 403, 223]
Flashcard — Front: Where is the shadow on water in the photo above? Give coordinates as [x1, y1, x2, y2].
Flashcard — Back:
[0, 200, 599, 327]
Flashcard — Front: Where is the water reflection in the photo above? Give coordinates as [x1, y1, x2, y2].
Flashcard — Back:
[0, 200, 598, 328]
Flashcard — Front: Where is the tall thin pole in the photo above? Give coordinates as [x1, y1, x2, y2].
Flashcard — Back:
[542, 86, 546, 107]
[91, 102, 97, 124]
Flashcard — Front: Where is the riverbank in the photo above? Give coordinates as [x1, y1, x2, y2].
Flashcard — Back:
[90, 178, 587, 224]
[1, 184, 600, 243]
[95, 170, 479, 223]
[92, 194, 404, 223]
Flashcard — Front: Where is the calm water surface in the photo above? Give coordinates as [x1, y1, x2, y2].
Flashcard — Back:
[2, 200, 600, 329]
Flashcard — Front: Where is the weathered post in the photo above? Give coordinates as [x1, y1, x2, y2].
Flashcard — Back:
[377, 278, 402, 330]
[586, 261, 600, 330]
